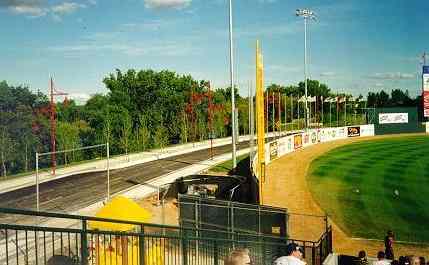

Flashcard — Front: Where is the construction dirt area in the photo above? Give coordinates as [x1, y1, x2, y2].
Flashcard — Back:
[263, 134, 429, 258]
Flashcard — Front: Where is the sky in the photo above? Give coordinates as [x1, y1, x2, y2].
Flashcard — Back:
[1, 0, 428, 103]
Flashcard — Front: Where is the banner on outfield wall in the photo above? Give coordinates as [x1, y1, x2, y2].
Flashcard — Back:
[294, 134, 303, 149]
[360, 124, 375, 136]
[347, 126, 360, 137]
[423, 66, 429, 117]
[379, 113, 408, 124]
[257, 125, 376, 167]
[269, 141, 278, 161]
[311, 131, 318, 144]
[424, 91, 429, 117]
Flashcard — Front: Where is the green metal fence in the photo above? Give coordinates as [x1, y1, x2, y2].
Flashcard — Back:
[373, 107, 426, 135]
[0, 207, 332, 265]
[178, 195, 288, 239]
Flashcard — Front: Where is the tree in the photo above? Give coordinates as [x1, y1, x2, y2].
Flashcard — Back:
[180, 111, 188, 144]
[367, 92, 377, 107]
[136, 114, 151, 151]
[154, 124, 168, 150]
[390, 89, 413, 106]
[56, 121, 80, 164]
[119, 114, 132, 160]
[102, 112, 113, 146]
[377, 90, 390, 107]
[0, 127, 15, 177]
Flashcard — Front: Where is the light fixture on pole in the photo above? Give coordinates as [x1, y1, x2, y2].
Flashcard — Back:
[296, 8, 316, 130]
[228, 0, 237, 169]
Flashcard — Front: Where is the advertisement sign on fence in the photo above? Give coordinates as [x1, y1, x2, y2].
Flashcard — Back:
[424, 74, 429, 91]
[303, 133, 309, 144]
[294, 134, 303, 149]
[311, 132, 317, 143]
[423, 66, 429, 117]
[379, 113, 409, 124]
[360, 124, 375, 136]
[425, 91, 429, 117]
[347, 126, 361, 137]
[270, 141, 278, 161]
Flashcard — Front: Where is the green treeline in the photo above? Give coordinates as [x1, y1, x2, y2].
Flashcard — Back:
[0, 69, 421, 177]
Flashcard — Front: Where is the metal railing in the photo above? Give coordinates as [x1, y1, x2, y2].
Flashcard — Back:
[0, 207, 332, 265]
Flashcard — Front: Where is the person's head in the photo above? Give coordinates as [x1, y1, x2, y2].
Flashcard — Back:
[387, 230, 395, 239]
[399, 256, 410, 265]
[224, 248, 252, 265]
[410, 256, 420, 265]
[377, 251, 385, 260]
[286, 243, 303, 259]
[358, 250, 367, 260]
[419, 257, 425, 265]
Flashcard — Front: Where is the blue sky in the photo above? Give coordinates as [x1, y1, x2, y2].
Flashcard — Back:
[1, 0, 428, 103]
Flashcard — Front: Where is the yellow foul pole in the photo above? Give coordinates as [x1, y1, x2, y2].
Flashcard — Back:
[256, 40, 265, 205]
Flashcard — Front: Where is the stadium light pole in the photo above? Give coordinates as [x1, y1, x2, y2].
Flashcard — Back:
[228, 0, 237, 169]
[296, 8, 316, 130]
[36, 152, 39, 212]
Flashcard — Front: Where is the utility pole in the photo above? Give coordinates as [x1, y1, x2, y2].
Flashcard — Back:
[266, 92, 269, 133]
[208, 82, 214, 159]
[296, 9, 316, 130]
[291, 95, 293, 130]
[423, 52, 427, 66]
[297, 97, 300, 129]
[344, 97, 347, 126]
[49, 77, 67, 175]
[284, 95, 287, 132]
[249, 81, 255, 168]
[278, 92, 281, 135]
[228, 0, 237, 169]
[272, 93, 275, 133]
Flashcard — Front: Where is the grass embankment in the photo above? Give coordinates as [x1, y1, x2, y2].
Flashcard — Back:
[308, 135, 429, 242]
[209, 154, 249, 173]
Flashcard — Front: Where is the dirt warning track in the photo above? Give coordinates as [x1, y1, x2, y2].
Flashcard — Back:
[263, 134, 429, 258]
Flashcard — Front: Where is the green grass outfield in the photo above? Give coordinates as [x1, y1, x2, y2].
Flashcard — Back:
[308, 135, 429, 243]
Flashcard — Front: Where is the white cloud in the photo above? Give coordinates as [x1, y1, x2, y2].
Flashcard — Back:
[0, 0, 42, 8]
[10, 4, 47, 17]
[2, 1, 92, 19]
[268, 65, 301, 73]
[144, 0, 191, 9]
[121, 19, 176, 32]
[320, 72, 336, 77]
[0, 0, 47, 17]
[51, 2, 86, 15]
[49, 41, 199, 57]
[367, 72, 415, 80]
[68, 93, 91, 105]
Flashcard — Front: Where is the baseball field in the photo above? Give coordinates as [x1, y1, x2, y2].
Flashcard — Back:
[308, 135, 429, 243]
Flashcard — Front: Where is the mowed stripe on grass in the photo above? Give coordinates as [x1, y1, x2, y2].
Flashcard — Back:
[308, 135, 429, 242]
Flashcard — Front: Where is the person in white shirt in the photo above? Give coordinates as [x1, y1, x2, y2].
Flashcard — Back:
[373, 251, 390, 265]
[273, 243, 306, 265]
